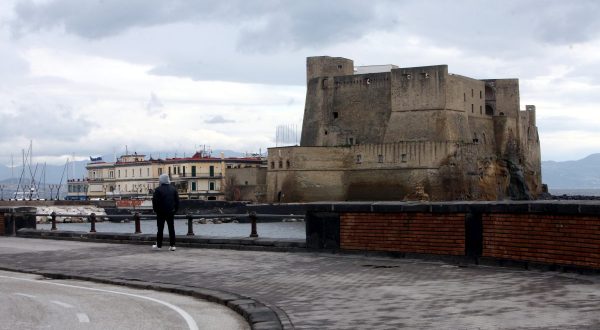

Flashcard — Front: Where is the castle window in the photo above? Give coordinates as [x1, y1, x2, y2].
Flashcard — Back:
[378, 155, 384, 163]
[278, 161, 283, 168]
[485, 105, 494, 116]
[420, 72, 429, 78]
[480, 90, 483, 99]
[464, 93, 466, 102]
[471, 104, 474, 113]
[245, 181, 248, 185]
[337, 64, 343, 69]
[401, 154, 407, 163]
[348, 137, 354, 145]
[356, 155, 362, 164]
[324, 130, 328, 135]
[270, 162, 274, 169]
[286, 160, 290, 168]
[322, 78, 328, 89]
[333, 112, 339, 119]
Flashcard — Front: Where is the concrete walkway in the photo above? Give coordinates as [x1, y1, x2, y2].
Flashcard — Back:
[1, 237, 600, 329]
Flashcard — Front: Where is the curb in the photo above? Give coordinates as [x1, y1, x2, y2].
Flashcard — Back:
[0, 265, 292, 330]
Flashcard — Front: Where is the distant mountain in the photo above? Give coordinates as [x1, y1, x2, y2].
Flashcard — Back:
[542, 153, 600, 189]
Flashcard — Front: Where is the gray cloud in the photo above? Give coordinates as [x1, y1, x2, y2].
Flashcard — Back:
[14, 0, 600, 86]
[538, 116, 600, 134]
[204, 115, 235, 124]
[10, 0, 390, 50]
[529, 1, 600, 45]
[145, 92, 164, 115]
[0, 103, 95, 141]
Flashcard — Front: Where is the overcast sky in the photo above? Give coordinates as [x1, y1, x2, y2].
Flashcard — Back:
[1, 0, 600, 166]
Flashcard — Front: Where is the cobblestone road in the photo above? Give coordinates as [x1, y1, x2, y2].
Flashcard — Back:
[1, 237, 600, 329]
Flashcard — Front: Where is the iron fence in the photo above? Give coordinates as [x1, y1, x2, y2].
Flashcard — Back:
[35, 212, 304, 238]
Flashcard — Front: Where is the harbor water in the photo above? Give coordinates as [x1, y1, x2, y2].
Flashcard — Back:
[37, 219, 306, 239]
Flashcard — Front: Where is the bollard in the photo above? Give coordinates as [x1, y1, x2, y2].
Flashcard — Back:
[89, 213, 96, 233]
[11, 214, 16, 237]
[51, 212, 57, 231]
[134, 212, 141, 234]
[186, 213, 194, 236]
[249, 211, 258, 238]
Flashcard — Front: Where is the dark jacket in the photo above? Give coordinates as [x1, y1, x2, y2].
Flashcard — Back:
[152, 184, 179, 215]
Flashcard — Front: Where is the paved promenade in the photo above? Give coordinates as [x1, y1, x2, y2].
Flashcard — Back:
[1, 237, 600, 329]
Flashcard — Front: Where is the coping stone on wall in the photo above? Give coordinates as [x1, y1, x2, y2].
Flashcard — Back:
[578, 202, 600, 215]
[305, 200, 600, 216]
[487, 201, 530, 213]
[528, 201, 579, 214]
[331, 202, 373, 213]
[304, 202, 337, 212]
[371, 202, 431, 213]
[429, 202, 469, 213]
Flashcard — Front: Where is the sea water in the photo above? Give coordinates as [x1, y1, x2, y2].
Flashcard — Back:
[549, 188, 600, 196]
[37, 219, 306, 239]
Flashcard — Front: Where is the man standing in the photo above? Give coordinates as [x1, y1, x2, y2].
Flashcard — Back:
[152, 174, 179, 251]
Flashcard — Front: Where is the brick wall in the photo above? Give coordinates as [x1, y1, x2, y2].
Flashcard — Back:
[340, 212, 465, 255]
[0, 213, 4, 235]
[483, 213, 600, 269]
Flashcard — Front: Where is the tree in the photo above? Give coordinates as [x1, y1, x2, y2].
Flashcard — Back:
[223, 175, 240, 201]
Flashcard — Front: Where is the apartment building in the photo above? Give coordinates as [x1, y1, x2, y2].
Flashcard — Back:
[85, 151, 265, 201]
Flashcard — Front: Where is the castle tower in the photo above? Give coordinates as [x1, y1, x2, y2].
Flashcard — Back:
[306, 56, 354, 84]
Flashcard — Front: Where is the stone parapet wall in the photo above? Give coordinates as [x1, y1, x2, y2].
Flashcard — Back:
[341, 212, 465, 255]
[483, 213, 600, 269]
[306, 201, 600, 271]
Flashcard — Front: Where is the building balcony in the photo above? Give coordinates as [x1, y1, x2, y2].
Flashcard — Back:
[173, 174, 224, 179]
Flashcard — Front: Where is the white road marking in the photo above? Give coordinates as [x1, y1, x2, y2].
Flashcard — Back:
[51, 300, 74, 308]
[14, 293, 36, 298]
[77, 313, 90, 323]
[0, 274, 199, 330]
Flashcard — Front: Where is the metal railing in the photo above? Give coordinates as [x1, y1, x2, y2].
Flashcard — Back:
[38, 212, 304, 238]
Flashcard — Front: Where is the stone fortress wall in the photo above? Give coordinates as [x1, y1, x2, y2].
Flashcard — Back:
[268, 56, 542, 202]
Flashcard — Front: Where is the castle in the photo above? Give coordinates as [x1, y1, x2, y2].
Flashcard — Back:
[266, 56, 542, 202]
